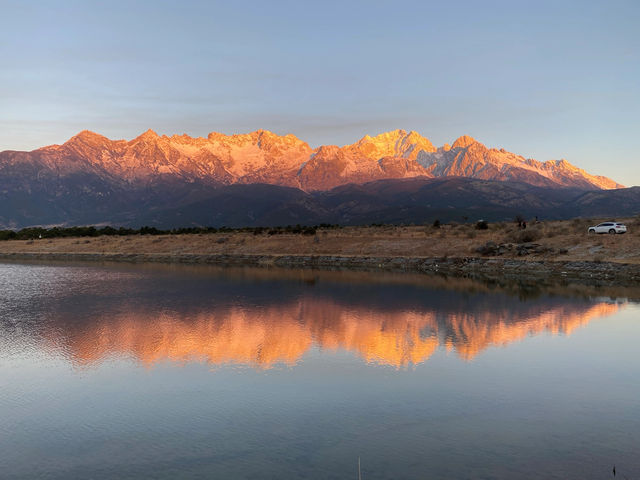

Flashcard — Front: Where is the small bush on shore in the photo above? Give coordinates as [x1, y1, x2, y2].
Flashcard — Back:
[504, 226, 543, 243]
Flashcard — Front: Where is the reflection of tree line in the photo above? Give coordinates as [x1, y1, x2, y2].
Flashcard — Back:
[44, 299, 620, 368]
[54, 263, 640, 303]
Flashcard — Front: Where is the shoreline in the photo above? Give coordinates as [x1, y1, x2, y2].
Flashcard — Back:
[2, 251, 640, 287]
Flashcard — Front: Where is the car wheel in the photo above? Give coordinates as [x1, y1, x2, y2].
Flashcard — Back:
[588, 229, 595, 234]
[609, 229, 616, 234]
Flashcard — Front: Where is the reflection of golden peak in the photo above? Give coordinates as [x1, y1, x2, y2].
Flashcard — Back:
[448, 303, 620, 360]
[63, 309, 312, 369]
[45, 300, 621, 369]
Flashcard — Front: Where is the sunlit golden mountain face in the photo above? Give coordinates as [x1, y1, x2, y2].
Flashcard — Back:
[1, 129, 628, 229]
[3, 129, 621, 191]
[39, 288, 619, 369]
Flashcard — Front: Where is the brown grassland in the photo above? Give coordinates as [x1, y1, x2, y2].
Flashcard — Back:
[1, 217, 639, 265]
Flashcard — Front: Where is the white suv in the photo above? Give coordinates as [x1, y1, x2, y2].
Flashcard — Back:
[588, 222, 627, 234]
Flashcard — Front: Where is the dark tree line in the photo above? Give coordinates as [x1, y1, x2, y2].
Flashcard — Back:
[0, 223, 345, 241]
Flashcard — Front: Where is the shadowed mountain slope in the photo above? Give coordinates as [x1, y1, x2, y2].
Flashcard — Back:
[137, 178, 640, 229]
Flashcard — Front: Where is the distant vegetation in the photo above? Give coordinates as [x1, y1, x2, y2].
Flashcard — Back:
[1, 217, 637, 247]
[1, 217, 638, 266]
[0, 224, 346, 241]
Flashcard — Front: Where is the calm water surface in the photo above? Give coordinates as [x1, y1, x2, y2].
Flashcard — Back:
[0, 262, 638, 479]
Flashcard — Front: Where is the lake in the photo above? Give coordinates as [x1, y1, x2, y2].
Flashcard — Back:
[0, 262, 638, 479]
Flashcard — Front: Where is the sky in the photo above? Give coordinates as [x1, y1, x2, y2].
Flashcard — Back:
[1, 0, 639, 185]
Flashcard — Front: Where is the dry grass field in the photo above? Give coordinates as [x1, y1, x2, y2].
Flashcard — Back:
[1, 217, 639, 264]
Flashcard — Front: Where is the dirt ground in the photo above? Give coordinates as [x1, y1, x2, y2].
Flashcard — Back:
[1, 217, 638, 264]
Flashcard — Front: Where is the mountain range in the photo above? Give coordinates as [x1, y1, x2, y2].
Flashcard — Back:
[0, 129, 635, 228]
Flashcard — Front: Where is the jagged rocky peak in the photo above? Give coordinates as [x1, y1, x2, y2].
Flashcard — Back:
[312, 144, 341, 158]
[353, 129, 436, 159]
[59, 130, 116, 158]
[207, 131, 226, 141]
[357, 129, 430, 146]
[132, 129, 160, 142]
[170, 133, 195, 141]
[204, 130, 308, 150]
[251, 130, 309, 150]
[64, 130, 111, 146]
[451, 135, 479, 149]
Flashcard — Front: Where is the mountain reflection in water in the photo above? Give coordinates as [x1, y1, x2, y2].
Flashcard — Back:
[1, 263, 637, 480]
[0, 263, 625, 369]
[45, 284, 620, 368]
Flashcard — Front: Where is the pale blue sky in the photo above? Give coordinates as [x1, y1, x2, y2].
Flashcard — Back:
[1, 0, 638, 185]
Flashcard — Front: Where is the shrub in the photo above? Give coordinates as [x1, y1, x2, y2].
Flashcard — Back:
[0, 230, 17, 240]
[503, 226, 543, 243]
[517, 227, 542, 243]
[475, 220, 489, 230]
